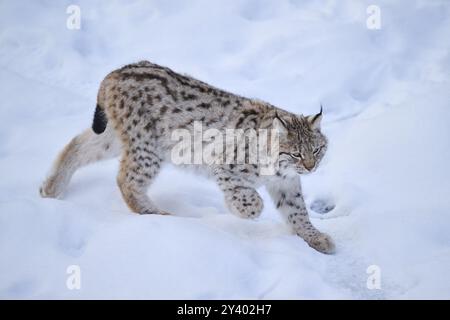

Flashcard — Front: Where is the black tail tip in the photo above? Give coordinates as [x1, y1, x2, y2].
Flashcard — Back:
[92, 104, 108, 134]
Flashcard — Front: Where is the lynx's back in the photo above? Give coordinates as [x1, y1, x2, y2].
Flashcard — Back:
[97, 61, 269, 150]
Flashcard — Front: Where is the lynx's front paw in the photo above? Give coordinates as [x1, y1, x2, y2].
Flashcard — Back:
[307, 233, 336, 254]
[226, 187, 263, 219]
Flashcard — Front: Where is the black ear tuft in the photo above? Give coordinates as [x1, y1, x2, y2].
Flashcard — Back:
[311, 104, 323, 124]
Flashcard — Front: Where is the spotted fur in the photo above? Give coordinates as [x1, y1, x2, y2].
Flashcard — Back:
[40, 61, 334, 254]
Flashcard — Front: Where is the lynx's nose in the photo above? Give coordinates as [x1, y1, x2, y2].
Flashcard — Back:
[304, 160, 315, 172]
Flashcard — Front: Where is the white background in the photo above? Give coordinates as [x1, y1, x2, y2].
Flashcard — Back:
[0, 0, 449, 299]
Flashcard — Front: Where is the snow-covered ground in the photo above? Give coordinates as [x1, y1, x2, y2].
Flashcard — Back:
[1, 0, 450, 299]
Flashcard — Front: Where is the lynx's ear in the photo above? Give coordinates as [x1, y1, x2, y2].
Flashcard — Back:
[273, 112, 289, 134]
[307, 105, 323, 130]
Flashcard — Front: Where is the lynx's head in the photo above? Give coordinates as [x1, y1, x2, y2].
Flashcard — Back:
[273, 108, 327, 174]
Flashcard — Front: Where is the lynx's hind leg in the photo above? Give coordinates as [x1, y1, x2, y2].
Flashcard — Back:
[40, 126, 121, 198]
[116, 146, 168, 215]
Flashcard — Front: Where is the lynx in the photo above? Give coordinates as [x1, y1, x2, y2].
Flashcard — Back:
[40, 61, 335, 254]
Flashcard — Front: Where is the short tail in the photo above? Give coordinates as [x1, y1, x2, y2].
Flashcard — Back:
[92, 104, 108, 134]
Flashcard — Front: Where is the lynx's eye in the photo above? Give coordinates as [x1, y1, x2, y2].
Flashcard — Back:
[291, 152, 302, 159]
[313, 147, 322, 155]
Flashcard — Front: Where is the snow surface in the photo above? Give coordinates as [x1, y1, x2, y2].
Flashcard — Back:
[1, 0, 450, 299]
